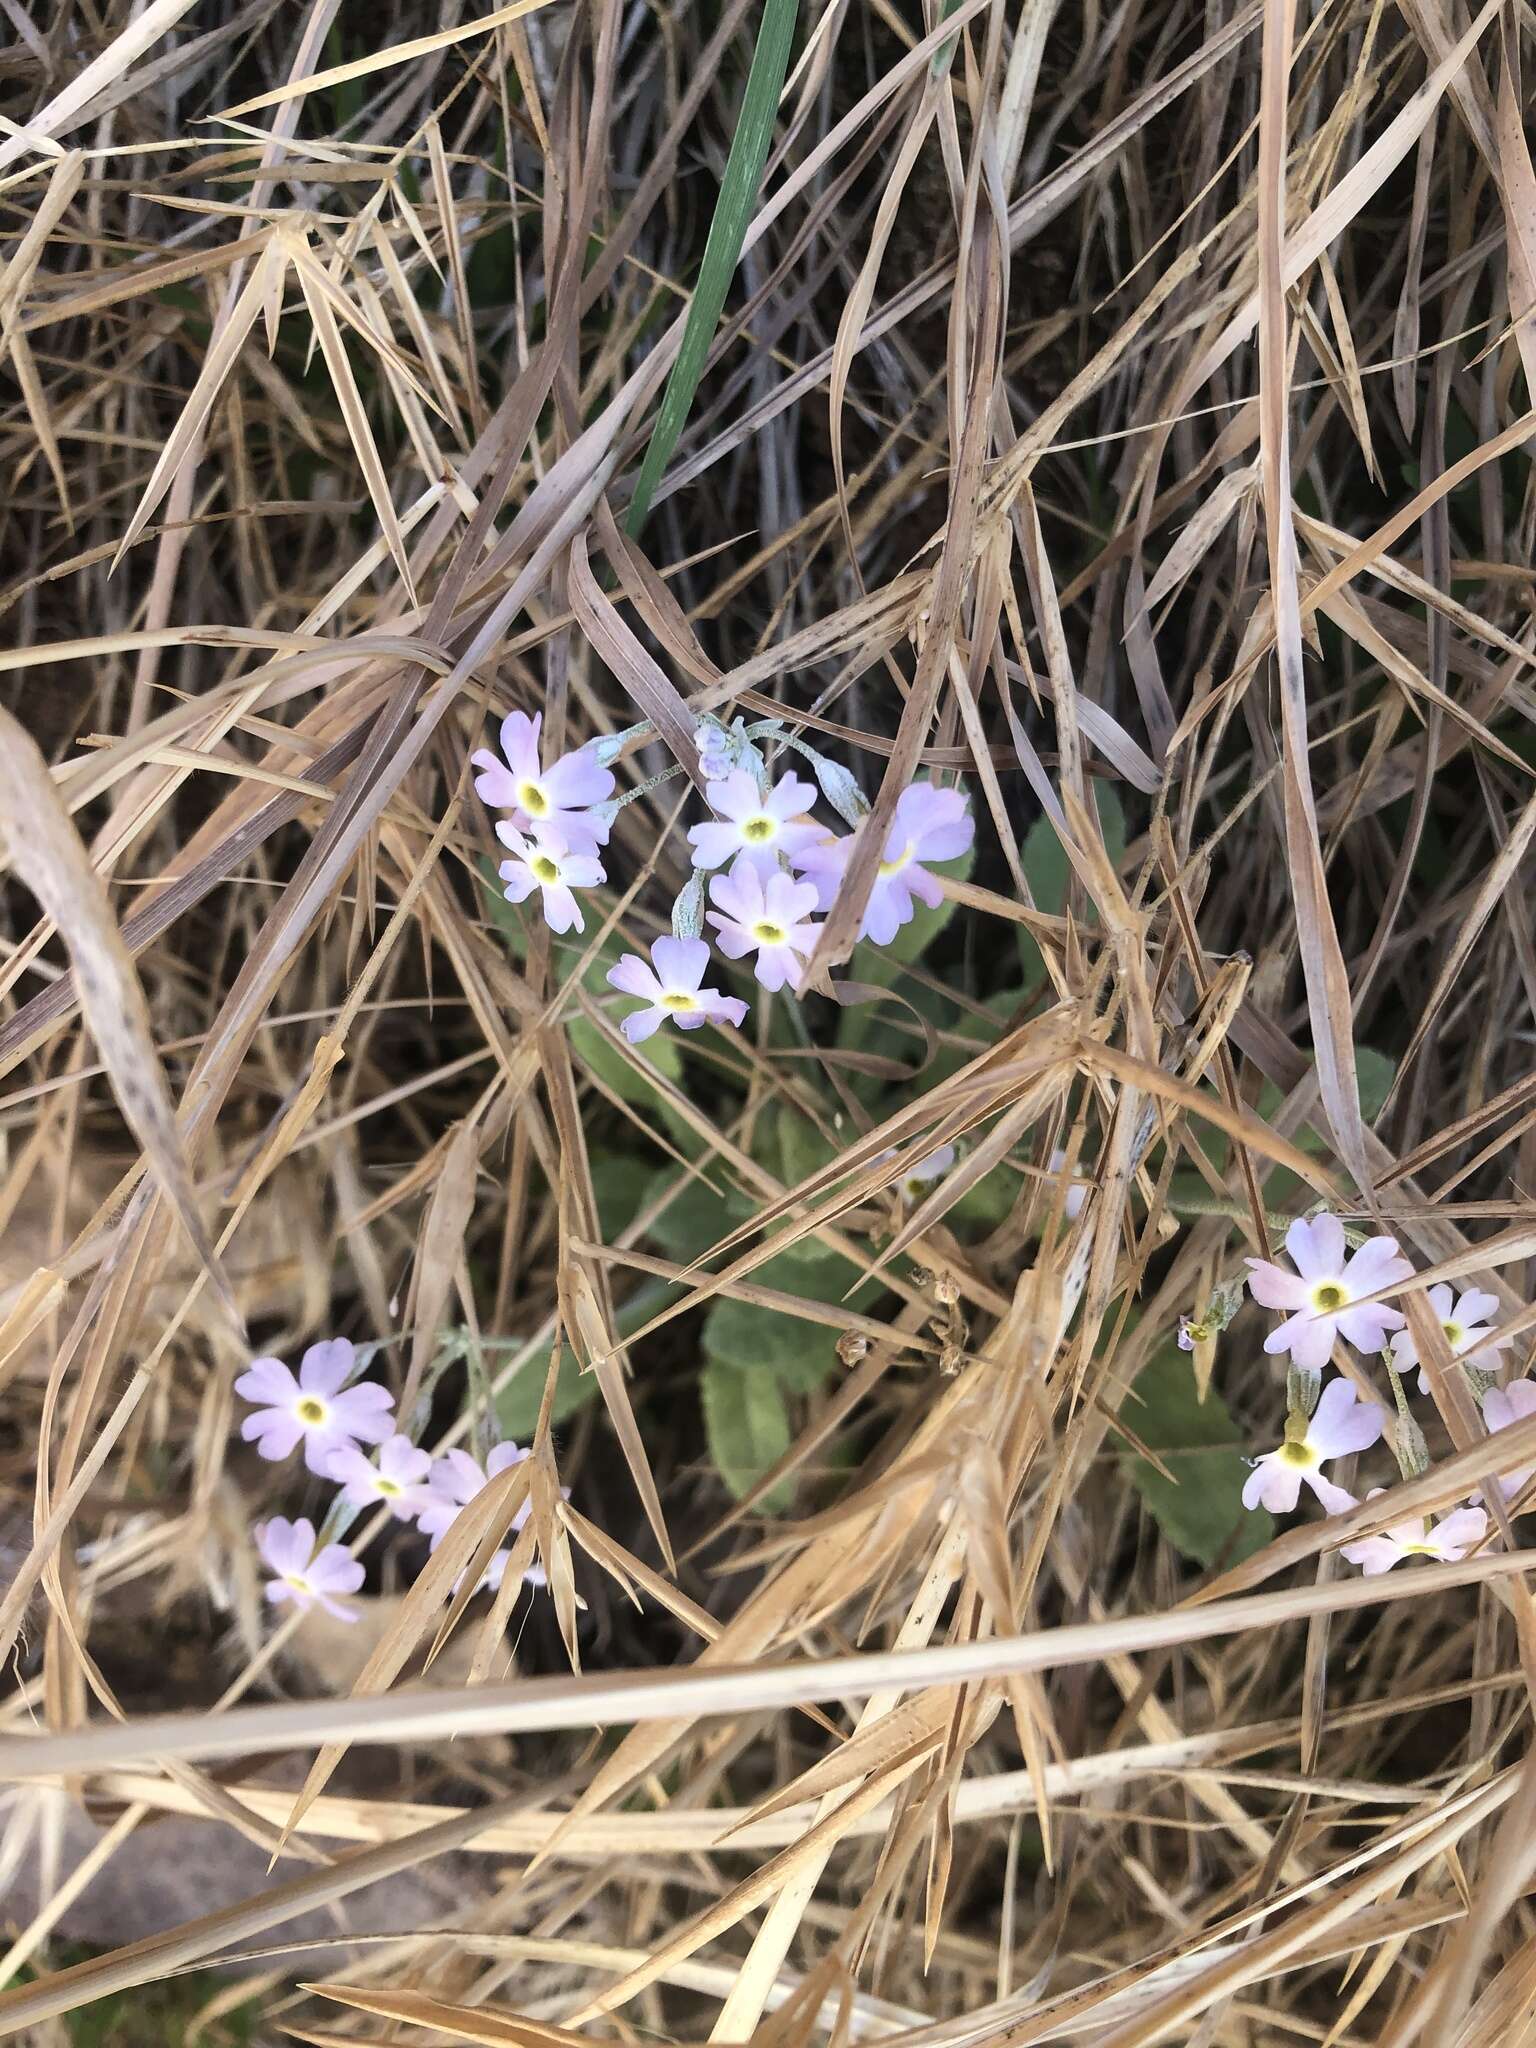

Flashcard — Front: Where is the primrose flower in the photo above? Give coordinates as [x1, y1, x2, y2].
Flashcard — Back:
[1241, 1375, 1383, 1515]
[1048, 1146, 1088, 1220]
[327, 1433, 433, 1520]
[255, 1517, 365, 1622]
[706, 860, 821, 992]
[419, 1441, 542, 1593]
[606, 936, 748, 1043]
[472, 710, 614, 855]
[497, 826, 606, 936]
[1387, 1285, 1514, 1392]
[235, 1339, 394, 1476]
[1476, 1378, 1536, 1505]
[1340, 1490, 1488, 1576]
[687, 770, 824, 877]
[899, 1145, 957, 1200]
[793, 781, 974, 946]
[1244, 1214, 1412, 1372]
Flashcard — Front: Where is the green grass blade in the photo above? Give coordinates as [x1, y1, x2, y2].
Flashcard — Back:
[625, 0, 800, 535]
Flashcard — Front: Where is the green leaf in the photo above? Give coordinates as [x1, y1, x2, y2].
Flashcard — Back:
[1018, 785, 1124, 982]
[702, 1295, 835, 1394]
[701, 1355, 794, 1509]
[626, 0, 802, 533]
[1119, 1345, 1272, 1568]
[494, 1277, 678, 1439]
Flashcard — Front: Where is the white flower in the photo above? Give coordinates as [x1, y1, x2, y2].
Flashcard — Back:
[1388, 1284, 1513, 1391]
[1241, 1376, 1383, 1515]
[326, 1433, 433, 1520]
[686, 770, 823, 877]
[1245, 1214, 1413, 1372]
[1477, 1378, 1536, 1506]
[497, 825, 606, 935]
[1340, 1489, 1488, 1575]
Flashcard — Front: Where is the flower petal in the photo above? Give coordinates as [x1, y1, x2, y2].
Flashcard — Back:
[1287, 1213, 1343, 1280]
[1308, 1377, 1383, 1458]
[299, 1339, 356, 1396]
[1244, 1259, 1310, 1312]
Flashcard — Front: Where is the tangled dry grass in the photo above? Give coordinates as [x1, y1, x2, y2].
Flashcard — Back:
[7, 0, 1536, 2040]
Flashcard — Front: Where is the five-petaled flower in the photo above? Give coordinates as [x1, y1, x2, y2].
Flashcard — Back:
[327, 1433, 434, 1520]
[687, 771, 824, 877]
[419, 1441, 536, 1592]
[1477, 1378, 1536, 1505]
[793, 782, 974, 946]
[1340, 1490, 1488, 1576]
[1388, 1285, 1513, 1392]
[255, 1517, 365, 1621]
[236, 1339, 395, 1476]
[1245, 1214, 1412, 1372]
[472, 711, 614, 855]
[497, 826, 606, 935]
[706, 860, 821, 992]
[1241, 1376, 1383, 1515]
[606, 937, 749, 1043]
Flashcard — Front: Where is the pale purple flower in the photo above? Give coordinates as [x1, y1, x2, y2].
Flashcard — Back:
[1245, 1214, 1412, 1372]
[497, 825, 606, 935]
[695, 721, 737, 779]
[706, 860, 821, 992]
[235, 1339, 394, 1476]
[255, 1516, 365, 1622]
[1241, 1375, 1383, 1516]
[1340, 1489, 1488, 1576]
[472, 710, 614, 856]
[792, 781, 974, 946]
[1477, 1378, 1536, 1505]
[606, 936, 749, 1043]
[687, 770, 823, 877]
[326, 1433, 433, 1520]
[899, 1145, 956, 1201]
[1388, 1284, 1513, 1392]
[419, 1441, 543, 1593]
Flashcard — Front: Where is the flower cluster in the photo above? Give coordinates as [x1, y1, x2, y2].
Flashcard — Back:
[238, 1338, 541, 1623]
[1238, 1213, 1533, 1576]
[470, 708, 975, 1043]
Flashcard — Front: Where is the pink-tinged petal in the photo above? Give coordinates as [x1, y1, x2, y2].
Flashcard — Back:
[763, 771, 818, 821]
[1245, 1259, 1310, 1312]
[1340, 1534, 1404, 1575]
[499, 710, 542, 781]
[325, 1445, 374, 1490]
[236, 1355, 299, 1404]
[542, 881, 582, 934]
[1389, 1328, 1420, 1371]
[562, 855, 606, 890]
[704, 771, 760, 823]
[1457, 1290, 1501, 1326]
[1334, 1302, 1405, 1351]
[242, 1411, 304, 1462]
[753, 947, 794, 993]
[708, 862, 759, 925]
[607, 953, 665, 1002]
[1502, 1379, 1536, 1421]
[315, 1592, 362, 1623]
[1425, 1284, 1454, 1321]
[332, 1382, 395, 1433]
[256, 1517, 308, 1575]
[687, 820, 746, 870]
[499, 861, 536, 905]
[1243, 1455, 1301, 1514]
[1308, 1377, 1383, 1457]
[763, 872, 820, 924]
[861, 878, 912, 948]
[472, 751, 521, 809]
[1286, 1213, 1343, 1280]
[381, 1438, 431, 1487]
[903, 862, 945, 912]
[486, 1441, 529, 1478]
[1267, 1311, 1336, 1373]
[1342, 1237, 1412, 1294]
[1432, 1507, 1487, 1557]
[496, 818, 534, 855]
[308, 1546, 366, 1597]
[708, 995, 749, 1031]
[298, 1338, 356, 1396]
[651, 937, 709, 991]
[265, 1579, 297, 1608]
[542, 749, 615, 811]
[1304, 1472, 1360, 1516]
[707, 915, 755, 960]
[621, 1005, 664, 1043]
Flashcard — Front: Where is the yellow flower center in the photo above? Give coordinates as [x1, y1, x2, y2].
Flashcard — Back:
[662, 991, 699, 1012]
[1443, 1321, 1465, 1348]
[282, 1572, 311, 1593]
[878, 841, 912, 878]
[531, 855, 560, 884]
[517, 779, 549, 817]
[752, 920, 786, 945]
[296, 1396, 327, 1425]
[1309, 1281, 1347, 1314]
[376, 1476, 400, 1496]
[1279, 1440, 1316, 1469]
[741, 815, 775, 843]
